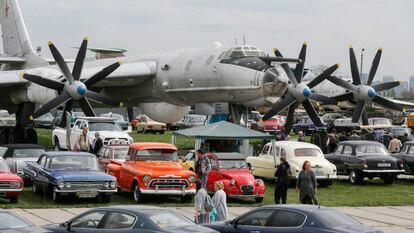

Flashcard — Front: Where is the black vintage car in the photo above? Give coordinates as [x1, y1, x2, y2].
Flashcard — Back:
[325, 141, 405, 184]
[392, 141, 414, 174]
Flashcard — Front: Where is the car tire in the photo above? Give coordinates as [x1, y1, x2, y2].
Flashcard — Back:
[52, 191, 61, 203]
[382, 175, 395, 185]
[349, 170, 363, 184]
[10, 197, 18, 204]
[180, 195, 193, 203]
[54, 139, 61, 151]
[255, 197, 264, 203]
[132, 183, 140, 202]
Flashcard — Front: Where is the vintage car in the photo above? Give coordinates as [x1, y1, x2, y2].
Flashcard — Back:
[0, 158, 23, 203]
[292, 115, 323, 135]
[33, 112, 53, 129]
[246, 141, 337, 186]
[327, 118, 360, 133]
[24, 151, 117, 202]
[251, 115, 285, 133]
[132, 114, 167, 134]
[99, 112, 129, 130]
[106, 142, 197, 202]
[0, 144, 46, 180]
[325, 141, 405, 184]
[321, 113, 346, 125]
[179, 150, 195, 171]
[206, 152, 265, 202]
[97, 144, 130, 171]
[392, 141, 414, 174]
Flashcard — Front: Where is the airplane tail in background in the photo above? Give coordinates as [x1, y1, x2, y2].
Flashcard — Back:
[0, 0, 47, 68]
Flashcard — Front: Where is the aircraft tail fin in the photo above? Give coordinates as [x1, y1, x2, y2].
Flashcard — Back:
[0, 0, 47, 68]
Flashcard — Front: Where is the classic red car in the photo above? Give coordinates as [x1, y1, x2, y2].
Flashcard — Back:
[206, 152, 265, 202]
[251, 115, 285, 133]
[106, 142, 196, 202]
[0, 158, 23, 203]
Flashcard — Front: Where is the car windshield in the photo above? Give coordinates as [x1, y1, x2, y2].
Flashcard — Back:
[50, 155, 99, 171]
[146, 211, 194, 229]
[114, 148, 129, 160]
[218, 160, 247, 169]
[390, 128, 411, 136]
[294, 148, 322, 157]
[369, 118, 391, 125]
[189, 116, 205, 123]
[113, 114, 124, 121]
[88, 122, 122, 131]
[314, 210, 361, 228]
[0, 212, 33, 230]
[38, 113, 53, 120]
[135, 149, 178, 161]
[356, 145, 388, 156]
[12, 149, 45, 158]
[0, 160, 10, 172]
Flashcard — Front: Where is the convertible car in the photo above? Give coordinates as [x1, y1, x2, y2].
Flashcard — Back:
[23, 151, 117, 202]
[325, 141, 405, 184]
[392, 141, 414, 174]
[206, 152, 265, 202]
[0, 158, 23, 203]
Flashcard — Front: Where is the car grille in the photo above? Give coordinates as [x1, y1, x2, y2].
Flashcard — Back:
[149, 178, 189, 190]
[0, 181, 11, 189]
[241, 185, 254, 195]
[70, 181, 105, 190]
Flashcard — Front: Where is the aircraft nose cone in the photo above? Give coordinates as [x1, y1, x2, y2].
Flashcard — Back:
[367, 88, 376, 98]
[77, 83, 87, 96]
[303, 86, 311, 98]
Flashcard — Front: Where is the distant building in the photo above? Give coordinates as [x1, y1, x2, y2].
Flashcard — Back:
[410, 75, 414, 92]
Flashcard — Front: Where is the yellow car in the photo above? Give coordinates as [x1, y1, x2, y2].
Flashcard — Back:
[179, 150, 195, 171]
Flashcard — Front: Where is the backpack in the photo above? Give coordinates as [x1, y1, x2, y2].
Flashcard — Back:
[204, 195, 214, 212]
[281, 165, 292, 185]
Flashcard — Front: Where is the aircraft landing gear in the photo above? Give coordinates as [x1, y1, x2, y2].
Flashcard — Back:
[0, 103, 38, 144]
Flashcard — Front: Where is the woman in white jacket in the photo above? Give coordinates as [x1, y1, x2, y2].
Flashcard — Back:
[212, 181, 228, 221]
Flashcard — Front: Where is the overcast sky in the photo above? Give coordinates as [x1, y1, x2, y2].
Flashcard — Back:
[17, 0, 414, 81]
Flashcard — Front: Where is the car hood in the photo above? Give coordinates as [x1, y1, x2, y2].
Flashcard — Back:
[88, 131, 131, 139]
[219, 169, 256, 185]
[164, 224, 218, 233]
[1, 226, 52, 233]
[0, 171, 23, 180]
[131, 161, 193, 176]
[52, 170, 115, 181]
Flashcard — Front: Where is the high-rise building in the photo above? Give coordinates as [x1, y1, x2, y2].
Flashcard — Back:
[410, 75, 414, 92]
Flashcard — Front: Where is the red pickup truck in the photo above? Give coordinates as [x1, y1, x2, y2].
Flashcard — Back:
[106, 142, 197, 202]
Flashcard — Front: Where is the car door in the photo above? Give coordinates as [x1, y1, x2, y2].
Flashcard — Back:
[71, 120, 83, 148]
[37, 156, 52, 191]
[265, 209, 306, 232]
[406, 145, 414, 172]
[206, 159, 220, 192]
[327, 145, 344, 173]
[97, 148, 107, 171]
[252, 145, 274, 178]
[61, 210, 108, 233]
[341, 145, 355, 171]
[100, 211, 138, 232]
[225, 209, 276, 233]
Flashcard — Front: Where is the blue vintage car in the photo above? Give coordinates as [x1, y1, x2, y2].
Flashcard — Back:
[23, 151, 117, 203]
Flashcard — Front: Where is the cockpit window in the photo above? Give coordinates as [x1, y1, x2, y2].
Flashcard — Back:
[219, 45, 266, 62]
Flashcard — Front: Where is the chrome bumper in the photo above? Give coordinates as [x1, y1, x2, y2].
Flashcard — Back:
[0, 188, 23, 192]
[228, 194, 264, 199]
[140, 189, 196, 195]
[54, 188, 117, 193]
[362, 169, 405, 173]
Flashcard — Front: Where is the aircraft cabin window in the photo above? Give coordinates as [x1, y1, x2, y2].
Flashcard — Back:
[205, 55, 214, 65]
[184, 60, 193, 72]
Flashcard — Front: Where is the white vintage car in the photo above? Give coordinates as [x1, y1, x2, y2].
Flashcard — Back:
[246, 141, 337, 186]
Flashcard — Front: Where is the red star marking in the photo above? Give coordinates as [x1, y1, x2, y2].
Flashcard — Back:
[4, 2, 9, 17]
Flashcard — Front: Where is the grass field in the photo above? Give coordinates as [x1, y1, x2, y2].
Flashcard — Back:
[14, 128, 412, 209]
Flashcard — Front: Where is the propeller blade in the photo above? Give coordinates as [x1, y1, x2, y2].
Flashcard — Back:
[78, 98, 95, 116]
[333, 92, 354, 102]
[262, 95, 296, 121]
[294, 43, 307, 83]
[83, 62, 121, 87]
[309, 93, 337, 105]
[349, 46, 361, 85]
[372, 81, 400, 92]
[280, 63, 298, 85]
[33, 92, 71, 118]
[352, 101, 365, 123]
[373, 95, 403, 111]
[72, 37, 88, 81]
[327, 76, 359, 92]
[284, 103, 297, 135]
[58, 100, 73, 128]
[361, 109, 369, 125]
[307, 64, 340, 88]
[23, 74, 65, 91]
[302, 99, 324, 127]
[273, 48, 284, 57]
[85, 91, 121, 106]
[367, 48, 382, 85]
[48, 41, 75, 83]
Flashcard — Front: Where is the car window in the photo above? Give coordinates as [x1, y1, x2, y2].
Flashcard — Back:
[38, 155, 47, 166]
[237, 209, 274, 226]
[343, 146, 353, 155]
[45, 157, 52, 169]
[146, 210, 193, 229]
[355, 145, 388, 156]
[408, 146, 414, 154]
[98, 148, 106, 158]
[266, 210, 306, 227]
[0, 147, 7, 157]
[211, 159, 218, 169]
[71, 211, 106, 229]
[261, 145, 270, 156]
[314, 210, 361, 228]
[11, 149, 45, 158]
[294, 148, 322, 157]
[334, 145, 343, 155]
[113, 148, 128, 160]
[104, 149, 110, 159]
[185, 152, 195, 161]
[74, 120, 82, 129]
[103, 211, 136, 229]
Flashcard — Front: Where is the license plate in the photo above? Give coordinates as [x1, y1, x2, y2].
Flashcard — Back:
[314, 169, 324, 176]
[378, 163, 391, 167]
[77, 192, 98, 198]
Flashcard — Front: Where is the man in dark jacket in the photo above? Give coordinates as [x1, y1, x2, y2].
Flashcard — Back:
[90, 132, 103, 155]
[274, 156, 291, 204]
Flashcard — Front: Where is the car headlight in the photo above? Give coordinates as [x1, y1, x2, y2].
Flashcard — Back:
[58, 182, 64, 189]
[255, 179, 263, 186]
[110, 181, 116, 188]
[10, 181, 22, 189]
[142, 175, 152, 183]
[230, 179, 236, 186]
[65, 182, 71, 188]
[188, 175, 196, 183]
[104, 182, 110, 188]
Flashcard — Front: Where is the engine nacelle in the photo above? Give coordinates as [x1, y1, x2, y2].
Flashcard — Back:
[139, 102, 190, 123]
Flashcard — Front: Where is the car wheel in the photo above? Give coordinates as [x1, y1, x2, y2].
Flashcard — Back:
[10, 197, 18, 204]
[382, 175, 395, 185]
[180, 195, 193, 203]
[349, 170, 363, 184]
[255, 197, 264, 203]
[54, 139, 61, 151]
[52, 191, 61, 203]
[132, 183, 140, 202]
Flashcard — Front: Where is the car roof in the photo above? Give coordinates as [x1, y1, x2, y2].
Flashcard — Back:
[261, 204, 331, 213]
[404, 141, 414, 145]
[211, 152, 245, 160]
[129, 142, 177, 151]
[96, 205, 173, 213]
[43, 151, 95, 157]
[1, 144, 45, 149]
[338, 140, 383, 146]
[271, 141, 321, 149]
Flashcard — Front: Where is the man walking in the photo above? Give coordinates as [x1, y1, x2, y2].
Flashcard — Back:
[274, 156, 291, 204]
[90, 132, 103, 155]
[195, 149, 211, 189]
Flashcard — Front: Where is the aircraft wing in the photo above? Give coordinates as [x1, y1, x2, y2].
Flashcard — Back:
[0, 55, 26, 64]
[380, 97, 414, 109]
